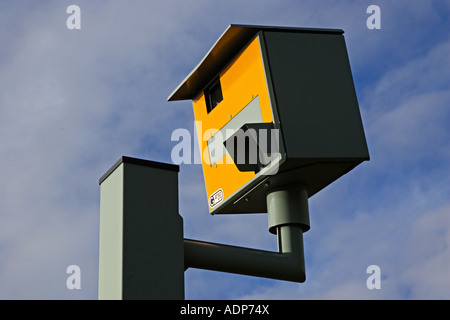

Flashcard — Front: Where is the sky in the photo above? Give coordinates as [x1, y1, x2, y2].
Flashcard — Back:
[0, 0, 449, 300]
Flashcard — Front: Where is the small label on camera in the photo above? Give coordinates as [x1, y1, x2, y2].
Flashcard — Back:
[209, 188, 224, 208]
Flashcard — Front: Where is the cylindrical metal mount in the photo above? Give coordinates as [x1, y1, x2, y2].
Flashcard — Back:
[276, 225, 304, 254]
[266, 183, 310, 234]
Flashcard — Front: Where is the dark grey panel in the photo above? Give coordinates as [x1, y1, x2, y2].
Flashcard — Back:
[262, 31, 370, 161]
[122, 162, 184, 299]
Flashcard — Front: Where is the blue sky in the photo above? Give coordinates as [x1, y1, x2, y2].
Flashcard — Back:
[0, 0, 449, 299]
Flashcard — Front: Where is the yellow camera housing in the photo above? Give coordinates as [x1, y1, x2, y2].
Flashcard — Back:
[168, 25, 369, 214]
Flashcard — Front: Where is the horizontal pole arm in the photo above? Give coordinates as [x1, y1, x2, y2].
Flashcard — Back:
[184, 233, 305, 283]
[184, 184, 309, 284]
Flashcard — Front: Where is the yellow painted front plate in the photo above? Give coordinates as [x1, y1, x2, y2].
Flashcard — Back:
[192, 35, 274, 212]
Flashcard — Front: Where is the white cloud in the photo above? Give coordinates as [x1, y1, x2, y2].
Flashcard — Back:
[394, 204, 450, 299]
[236, 201, 450, 300]
[0, 1, 197, 299]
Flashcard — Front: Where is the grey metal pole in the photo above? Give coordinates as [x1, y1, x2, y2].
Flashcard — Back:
[184, 182, 309, 283]
[98, 157, 185, 300]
